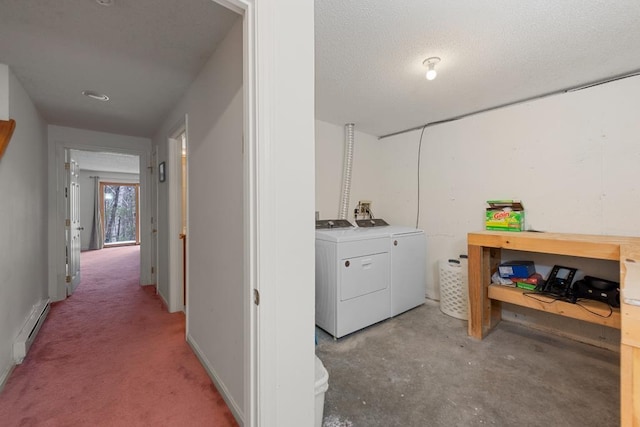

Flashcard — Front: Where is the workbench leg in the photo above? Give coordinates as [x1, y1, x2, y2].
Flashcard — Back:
[468, 244, 501, 339]
[468, 244, 484, 338]
[487, 247, 502, 332]
[621, 344, 640, 427]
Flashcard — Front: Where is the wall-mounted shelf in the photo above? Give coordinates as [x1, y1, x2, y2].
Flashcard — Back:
[0, 119, 16, 160]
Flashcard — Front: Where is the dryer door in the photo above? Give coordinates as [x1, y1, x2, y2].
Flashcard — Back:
[340, 252, 389, 301]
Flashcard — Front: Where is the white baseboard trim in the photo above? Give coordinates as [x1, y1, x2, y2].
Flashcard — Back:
[13, 298, 50, 364]
[0, 361, 16, 392]
[187, 334, 244, 426]
[158, 289, 170, 312]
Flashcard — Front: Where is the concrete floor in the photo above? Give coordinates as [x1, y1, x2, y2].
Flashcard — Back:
[316, 300, 619, 427]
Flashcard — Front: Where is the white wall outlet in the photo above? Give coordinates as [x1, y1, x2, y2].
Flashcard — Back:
[358, 200, 371, 215]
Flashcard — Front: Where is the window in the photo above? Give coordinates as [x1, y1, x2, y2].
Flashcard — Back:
[100, 183, 140, 245]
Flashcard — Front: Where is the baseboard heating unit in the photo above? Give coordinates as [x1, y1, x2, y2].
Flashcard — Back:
[13, 299, 50, 364]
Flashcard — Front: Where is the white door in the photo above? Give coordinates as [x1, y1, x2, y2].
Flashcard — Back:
[65, 150, 81, 295]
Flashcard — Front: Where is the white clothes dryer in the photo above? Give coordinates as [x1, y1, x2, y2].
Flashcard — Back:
[315, 227, 391, 338]
[315, 224, 426, 338]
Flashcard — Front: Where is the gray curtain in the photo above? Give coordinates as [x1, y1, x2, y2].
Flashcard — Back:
[88, 177, 104, 250]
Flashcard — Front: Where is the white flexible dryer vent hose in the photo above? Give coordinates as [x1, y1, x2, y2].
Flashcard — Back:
[339, 123, 355, 220]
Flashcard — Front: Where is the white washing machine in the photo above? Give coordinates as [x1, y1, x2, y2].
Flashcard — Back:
[386, 226, 426, 317]
[315, 224, 426, 338]
[315, 227, 391, 338]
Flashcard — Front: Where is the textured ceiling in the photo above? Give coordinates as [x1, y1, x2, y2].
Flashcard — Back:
[2, 2, 639, 140]
[0, 0, 239, 137]
[315, 1, 640, 137]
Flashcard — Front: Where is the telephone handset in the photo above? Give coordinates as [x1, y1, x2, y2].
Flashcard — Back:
[537, 265, 578, 298]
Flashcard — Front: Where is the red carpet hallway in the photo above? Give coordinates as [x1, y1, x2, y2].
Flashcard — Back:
[0, 246, 237, 426]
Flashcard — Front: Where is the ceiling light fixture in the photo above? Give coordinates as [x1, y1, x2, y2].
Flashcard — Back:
[96, 0, 114, 6]
[423, 57, 441, 81]
[82, 90, 110, 101]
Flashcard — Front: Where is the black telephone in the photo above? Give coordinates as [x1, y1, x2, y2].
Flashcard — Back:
[536, 265, 578, 299]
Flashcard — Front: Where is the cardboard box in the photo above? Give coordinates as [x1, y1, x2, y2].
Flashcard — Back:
[498, 261, 535, 278]
[485, 200, 524, 231]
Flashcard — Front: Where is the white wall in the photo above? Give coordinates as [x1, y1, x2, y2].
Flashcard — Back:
[0, 67, 48, 387]
[375, 75, 640, 297]
[318, 76, 640, 294]
[47, 126, 151, 301]
[316, 75, 640, 347]
[78, 170, 140, 250]
[152, 18, 246, 422]
[153, 1, 318, 422]
[315, 120, 382, 221]
[0, 64, 8, 120]
[252, 1, 316, 424]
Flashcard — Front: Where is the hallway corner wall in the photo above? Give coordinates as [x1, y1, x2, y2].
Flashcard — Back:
[0, 64, 8, 120]
[151, 17, 245, 423]
[0, 66, 48, 387]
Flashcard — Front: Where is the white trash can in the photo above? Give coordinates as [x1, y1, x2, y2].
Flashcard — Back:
[439, 258, 469, 320]
[315, 355, 329, 427]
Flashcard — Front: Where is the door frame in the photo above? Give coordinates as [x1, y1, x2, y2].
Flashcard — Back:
[65, 150, 81, 295]
[47, 129, 152, 303]
[211, 1, 315, 426]
[151, 145, 158, 288]
[167, 119, 187, 313]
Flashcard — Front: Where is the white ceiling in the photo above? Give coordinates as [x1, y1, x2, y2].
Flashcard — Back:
[0, 0, 239, 137]
[1, 2, 640, 139]
[315, 1, 640, 137]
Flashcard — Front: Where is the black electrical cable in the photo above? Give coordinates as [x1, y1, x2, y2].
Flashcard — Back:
[416, 125, 427, 229]
[574, 300, 613, 318]
[522, 292, 613, 318]
[523, 292, 563, 304]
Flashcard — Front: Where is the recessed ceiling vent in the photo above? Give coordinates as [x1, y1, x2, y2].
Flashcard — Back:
[82, 90, 110, 101]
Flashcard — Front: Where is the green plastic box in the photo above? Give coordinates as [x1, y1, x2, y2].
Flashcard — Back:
[515, 281, 537, 291]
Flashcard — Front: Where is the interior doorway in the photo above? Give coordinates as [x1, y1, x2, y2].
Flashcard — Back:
[179, 133, 187, 306]
[54, 148, 143, 300]
[166, 124, 188, 313]
[65, 151, 81, 295]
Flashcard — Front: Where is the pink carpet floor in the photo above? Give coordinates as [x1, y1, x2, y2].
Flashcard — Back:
[0, 245, 238, 426]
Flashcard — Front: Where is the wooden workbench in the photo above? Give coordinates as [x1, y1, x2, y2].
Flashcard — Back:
[466, 231, 640, 426]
